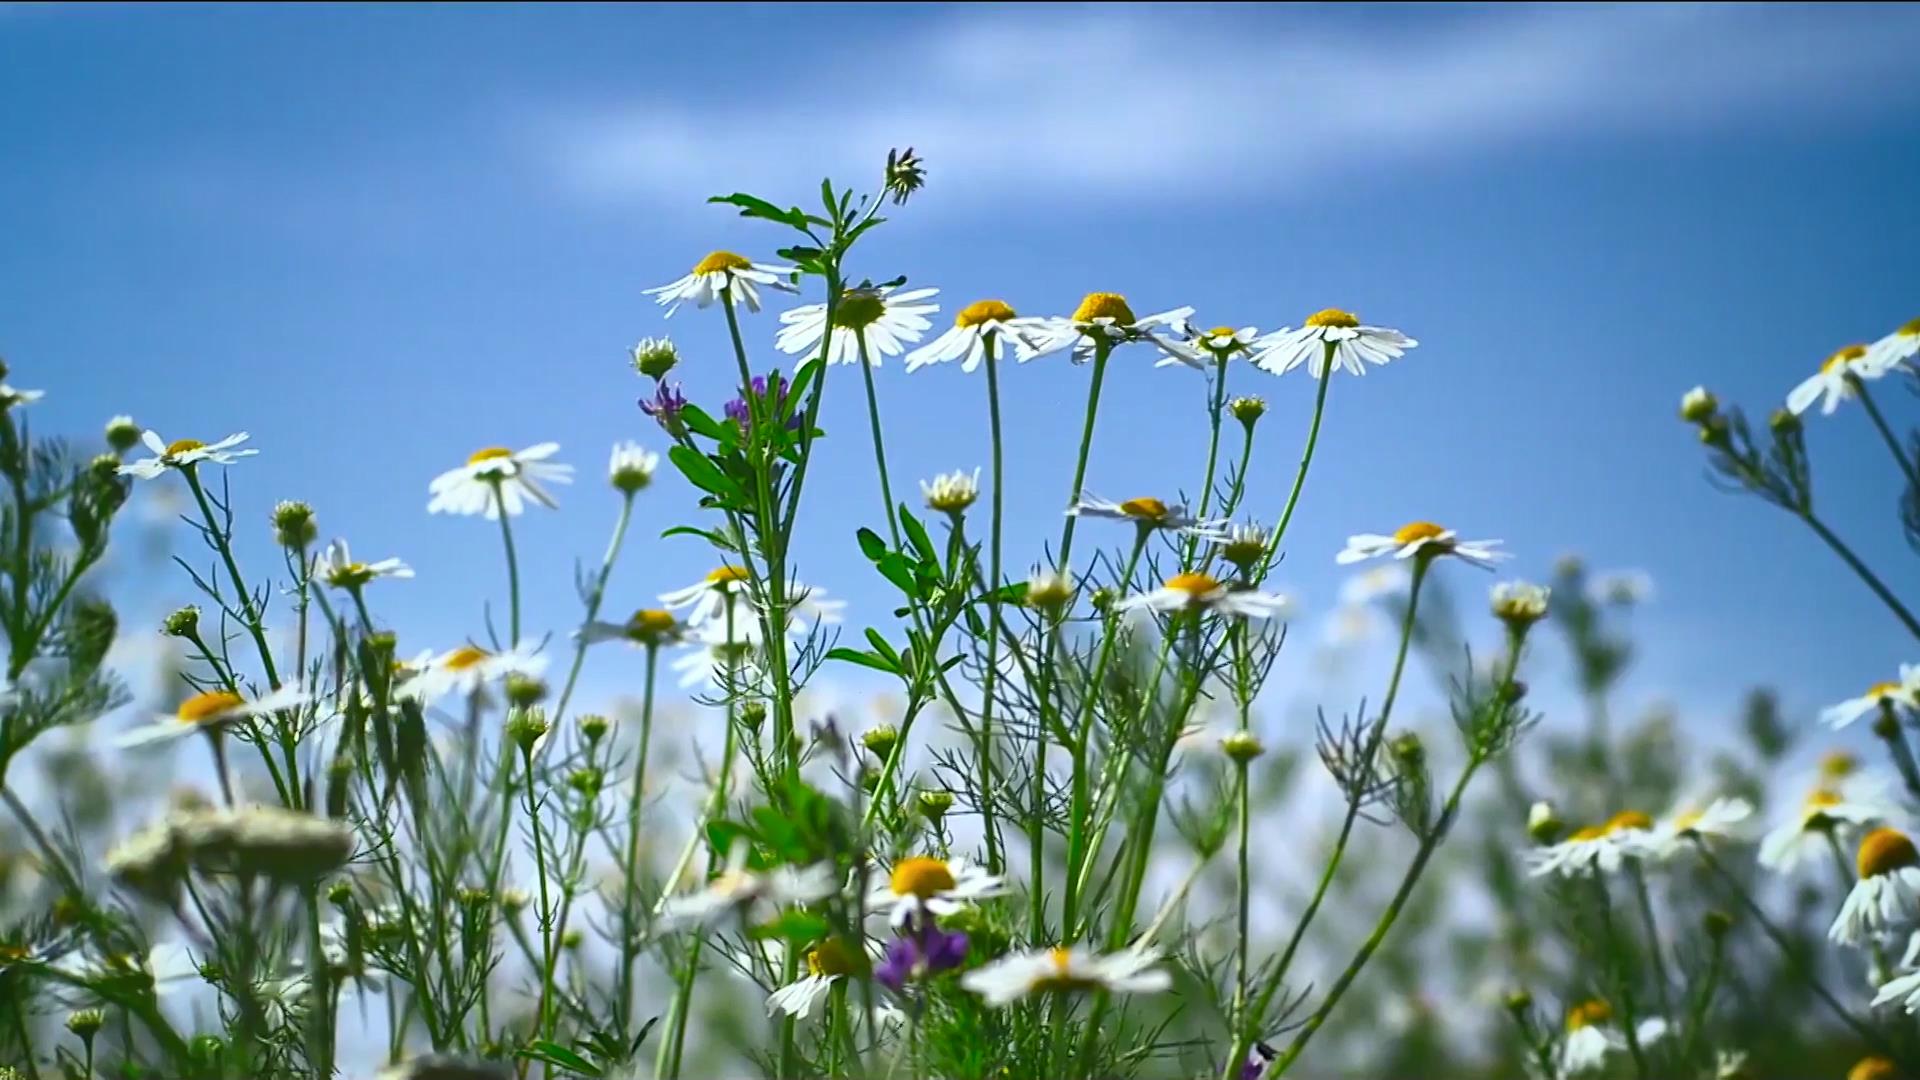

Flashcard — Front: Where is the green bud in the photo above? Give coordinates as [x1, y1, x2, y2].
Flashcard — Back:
[1229, 395, 1267, 426]
[162, 605, 201, 639]
[1527, 801, 1562, 845]
[505, 674, 547, 709]
[457, 886, 492, 909]
[1504, 988, 1532, 1014]
[631, 337, 680, 381]
[327, 880, 353, 906]
[1703, 909, 1733, 939]
[1769, 408, 1802, 435]
[105, 415, 142, 454]
[861, 724, 900, 759]
[579, 714, 610, 743]
[917, 790, 955, 822]
[1220, 730, 1266, 764]
[271, 500, 317, 549]
[1679, 386, 1717, 424]
[66, 1008, 105, 1039]
[738, 700, 768, 731]
[504, 708, 548, 756]
[859, 769, 881, 794]
[499, 889, 530, 915]
[1089, 587, 1118, 614]
[1698, 415, 1731, 446]
[1389, 731, 1425, 768]
[561, 929, 583, 950]
[566, 767, 604, 799]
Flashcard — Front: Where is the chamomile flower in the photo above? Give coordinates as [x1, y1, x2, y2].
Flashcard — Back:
[658, 567, 844, 633]
[1153, 323, 1260, 370]
[766, 937, 869, 1018]
[1120, 572, 1291, 621]
[427, 444, 572, 518]
[865, 855, 1006, 928]
[398, 642, 547, 704]
[1213, 522, 1274, 571]
[1337, 522, 1507, 568]
[607, 442, 659, 495]
[1868, 316, 1920, 374]
[1821, 670, 1920, 729]
[1526, 811, 1656, 878]
[1068, 494, 1221, 537]
[960, 945, 1170, 1007]
[645, 250, 795, 316]
[1831, 827, 1920, 945]
[0, 383, 44, 409]
[1252, 309, 1417, 379]
[1642, 797, 1754, 861]
[1759, 782, 1898, 874]
[658, 846, 837, 929]
[118, 431, 257, 480]
[903, 299, 1048, 373]
[579, 608, 688, 649]
[775, 284, 940, 368]
[116, 684, 309, 749]
[1558, 1000, 1668, 1075]
[1787, 343, 1886, 416]
[314, 539, 412, 591]
[921, 469, 979, 514]
[1026, 292, 1194, 365]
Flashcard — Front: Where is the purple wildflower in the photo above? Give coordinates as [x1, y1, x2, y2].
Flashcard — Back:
[1238, 1041, 1277, 1080]
[876, 919, 969, 991]
[640, 382, 688, 437]
[726, 374, 802, 434]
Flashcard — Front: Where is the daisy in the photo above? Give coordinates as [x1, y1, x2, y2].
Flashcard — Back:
[865, 855, 1006, 928]
[1154, 323, 1259, 370]
[766, 937, 868, 1019]
[903, 299, 1048, 373]
[1252, 309, 1416, 379]
[0, 383, 44, 409]
[607, 441, 659, 495]
[1821, 670, 1920, 729]
[1867, 316, 1920, 374]
[1068, 494, 1222, 538]
[645, 250, 794, 317]
[1120, 572, 1290, 621]
[426, 444, 572, 518]
[118, 431, 256, 480]
[960, 945, 1170, 1007]
[1213, 522, 1273, 571]
[1759, 783, 1898, 874]
[1831, 827, 1920, 945]
[1787, 343, 1886, 416]
[1526, 811, 1656, 878]
[1489, 581, 1551, 627]
[579, 608, 688, 650]
[1026, 292, 1195, 365]
[314, 538, 413, 591]
[1641, 797, 1754, 861]
[776, 284, 940, 368]
[658, 847, 838, 929]
[658, 567, 844, 633]
[921, 469, 979, 515]
[1559, 1000, 1668, 1075]
[398, 642, 547, 704]
[1337, 522, 1507, 568]
[116, 684, 309, 749]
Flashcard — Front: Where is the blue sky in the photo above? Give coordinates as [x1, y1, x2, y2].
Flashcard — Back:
[4, 2, 1920, 743]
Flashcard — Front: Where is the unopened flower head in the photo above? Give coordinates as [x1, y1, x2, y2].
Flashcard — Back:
[118, 431, 256, 480]
[316, 538, 412, 591]
[921, 468, 979, 514]
[1221, 730, 1266, 764]
[1253, 309, 1416, 379]
[917, 790, 955, 822]
[646, 250, 795, 317]
[162, 605, 201, 639]
[1024, 569, 1075, 616]
[1679, 386, 1718, 423]
[504, 673, 547, 708]
[777, 284, 940, 368]
[607, 441, 659, 495]
[65, 1008, 104, 1039]
[270, 500, 318, 549]
[630, 336, 679, 380]
[427, 444, 573, 518]
[1527, 801, 1563, 844]
[1339, 521, 1507, 568]
[1229, 395, 1267, 426]
[1490, 581, 1550, 628]
[960, 945, 1170, 1007]
[504, 708, 549, 755]
[904, 299, 1047, 373]
[884, 146, 927, 204]
[1215, 523, 1272, 571]
[1120, 571, 1290, 621]
[861, 724, 900, 759]
[105, 415, 141, 453]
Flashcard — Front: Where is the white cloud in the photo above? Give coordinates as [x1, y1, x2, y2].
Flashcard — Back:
[525, 4, 1920, 209]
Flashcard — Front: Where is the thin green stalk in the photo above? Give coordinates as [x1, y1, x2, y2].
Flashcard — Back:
[306, 884, 333, 1077]
[1592, 870, 1652, 1080]
[1627, 861, 1675, 1030]
[615, 646, 660, 1034]
[182, 465, 283, 689]
[1875, 700, 1920, 801]
[980, 333, 1007, 872]
[552, 491, 637, 727]
[1851, 375, 1920, 490]
[1799, 511, 1920, 641]
[857, 332, 902, 542]
[492, 481, 522, 645]
[521, 746, 556, 1042]
[1056, 338, 1113, 571]
[1232, 760, 1252, 1027]
[1185, 349, 1232, 568]
[1256, 349, 1333, 582]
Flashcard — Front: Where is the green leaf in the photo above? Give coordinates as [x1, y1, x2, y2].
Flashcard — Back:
[856, 527, 889, 563]
[751, 908, 830, 946]
[874, 552, 922, 598]
[659, 525, 733, 551]
[680, 403, 733, 445]
[668, 446, 742, 501]
[824, 647, 898, 675]
[518, 1041, 602, 1077]
[708, 192, 808, 229]
[705, 820, 756, 864]
[898, 507, 938, 566]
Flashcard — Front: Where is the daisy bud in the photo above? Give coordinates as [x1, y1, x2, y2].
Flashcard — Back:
[561, 928, 584, 950]
[578, 713, 610, 743]
[862, 724, 900, 759]
[738, 700, 768, 731]
[918, 790, 955, 822]
[505, 674, 547, 709]
[630, 337, 680, 381]
[65, 1008, 104, 1040]
[1527, 801, 1562, 844]
[1768, 408, 1801, 435]
[1389, 731, 1425, 768]
[1220, 730, 1266, 764]
[566, 767, 604, 800]
[162, 605, 201, 639]
[608, 444, 658, 496]
[860, 768, 882, 794]
[1702, 909, 1732, 940]
[1499, 680, 1528, 706]
[1218, 524, 1271, 572]
[1490, 581, 1550, 630]
[1678, 386, 1718, 423]
[271, 500, 317, 550]
[499, 889, 530, 915]
[1090, 587, 1118, 614]
[504, 708, 548, 756]
[1024, 571, 1074, 617]
[1503, 988, 1532, 1014]
[1697, 415, 1730, 446]
[921, 469, 980, 516]
[1229, 396, 1267, 427]
[884, 146, 927, 205]
[105, 415, 141, 454]
[327, 880, 353, 906]
[458, 886, 491, 910]
[87, 452, 121, 485]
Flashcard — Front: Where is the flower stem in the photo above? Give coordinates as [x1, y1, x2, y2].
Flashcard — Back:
[980, 333, 1007, 873]
[857, 332, 902, 543]
[1798, 511, 1920, 641]
[1851, 375, 1920, 490]
[492, 481, 522, 646]
[1186, 350, 1231, 567]
[551, 491, 637, 727]
[1056, 339, 1113, 571]
[1257, 347, 1334, 581]
[615, 646, 660, 1035]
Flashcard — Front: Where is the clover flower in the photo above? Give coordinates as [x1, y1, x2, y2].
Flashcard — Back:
[639, 381, 689, 436]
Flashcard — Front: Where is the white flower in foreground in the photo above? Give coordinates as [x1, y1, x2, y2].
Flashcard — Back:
[1337, 521, 1507, 568]
[1821, 670, 1920, 729]
[579, 608, 687, 650]
[1340, 565, 1411, 606]
[1787, 343, 1886, 416]
[1252, 308, 1416, 379]
[1559, 1000, 1668, 1076]
[1025, 292, 1194, 365]
[118, 431, 257, 480]
[904, 299, 1049, 373]
[961, 946, 1170, 1007]
[658, 847, 837, 929]
[607, 441, 659, 495]
[645, 250, 795, 317]
[0, 384, 44, 409]
[315, 538, 412, 591]
[1759, 780, 1897, 874]
[1120, 571, 1290, 621]
[1832, 827, 1920, 946]
[116, 685, 309, 749]
[427, 443, 572, 518]
[1068, 494, 1221, 537]
[766, 938, 868, 1018]
[865, 855, 1006, 928]
[776, 284, 940, 367]
[658, 566, 843, 633]
[398, 643, 547, 704]
[921, 469, 979, 514]
[1868, 316, 1920, 374]
[1526, 811, 1655, 878]
[1641, 797, 1754, 861]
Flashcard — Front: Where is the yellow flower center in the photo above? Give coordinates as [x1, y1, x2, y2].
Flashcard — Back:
[1859, 827, 1918, 878]
[1867, 681, 1902, 701]
[1073, 292, 1136, 325]
[833, 289, 888, 331]
[889, 856, 956, 899]
[706, 565, 750, 586]
[628, 609, 678, 639]
[807, 938, 866, 978]
[1029, 946, 1101, 993]
[1850, 1056, 1899, 1080]
[177, 690, 244, 724]
[1804, 787, 1845, 831]
[693, 251, 753, 275]
[1822, 750, 1860, 778]
[1305, 308, 1360, 329]
[165, 439, 206, 456]
[1672, 808, 1703, 833]
[1208, 326, 1238, 338]
[468, 447, 513, 465]
[1392, 521, 1449, 546]
[956, 299, 1017, 328]
[0, 944, 27, 965]
[444, 646, 491, 671]
[1118, 497, 1170, 521]
[1605, 810, 1653, 833]
[1165, 572, 1220, 597]
[1898, 317, 1920, 338]
[1569, 825, 1608, 843]
[1565, 998, 1612, 1031]
[1822, 344, 1869, 373]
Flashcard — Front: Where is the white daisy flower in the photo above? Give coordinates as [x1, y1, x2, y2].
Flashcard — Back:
[116, 684, 309, 749]
[1337, 521, 1507, 568]
[670, 633, 758, 691]
[608, 441, 659, 494]
[776, 284, 940, 368]
[1831, 827, 1920, 946]
[1025, 292, 1195, 365]
[426, 443, 572, 518]
[960, 945, 1170, 1007]
[398, 642, 547, 704]
[766, 937, 868, 1019]
[1867, 316, 1920, 375]
[658, 566, 844, 633]
[1759, 780, 1898, 874]
[658, 846, 838, 929]
[1787, 343, 1886, 416]
[1252, 309, 1416, 379]
[645, 250, 795, 317]
[1068, 494, 1222, 538]
[118, 431, 257, 480]
[1822, 670, 1920, 729]
[864, 855, 1006, 928]
[921, 469, 979, 515]
[1211, 522, 1273, 571]
[1526, 811, 1656, 878]
[1119, 571, 1290, 621]
[0, 384, 44, 409]
[579, 608, 687, 650]
[1641, 797, 1754, 861]
[1558, 1001, 1668, 1076]
[1489, 581, 1551, 626]
[1154, 323, 1260, 370]
[314, 538, 412, 591]
[904, 299, 1049, 373]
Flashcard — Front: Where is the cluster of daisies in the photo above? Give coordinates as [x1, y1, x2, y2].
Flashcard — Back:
[1680, 312, 1919, 422]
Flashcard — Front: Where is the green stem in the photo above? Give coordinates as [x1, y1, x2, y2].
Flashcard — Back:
[523, 747, 556, 1041]
[615, 646, 660, 1035]
[552, 492, 637, 727]
[492, 481, 522, 645]
[1851, 375, 1920, 490]
[182, 465, 281, 689]
[1185, 349, 1232, 567]
[1256, 348, 1333, 582]
[1628, 860, 1675, 1030]
[1056, 339, 1113, 571]
[1799, 511, 1920, 641]
[980, 333, 1007, 873]
[857, 332, 902, 543]
[1593, 871, 1651, 1080]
